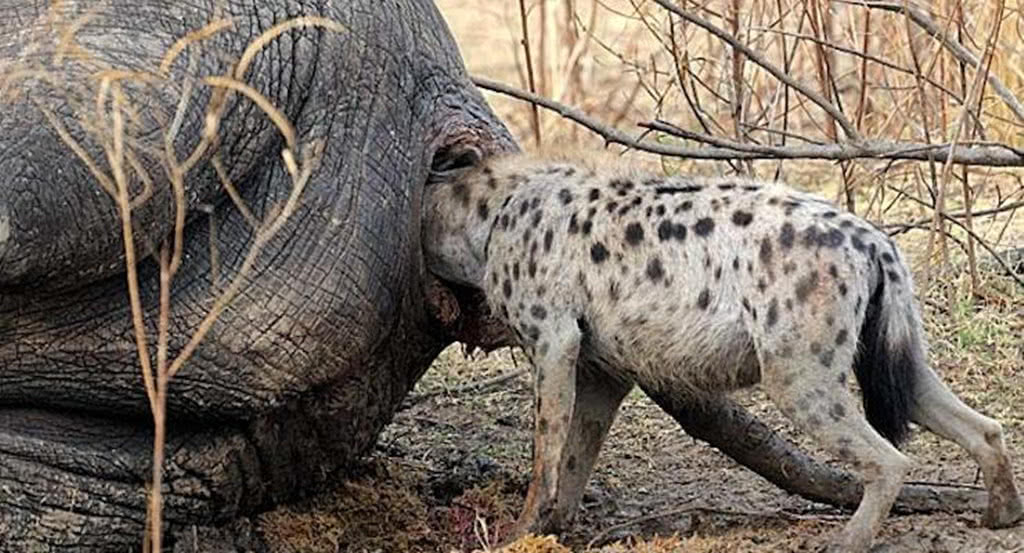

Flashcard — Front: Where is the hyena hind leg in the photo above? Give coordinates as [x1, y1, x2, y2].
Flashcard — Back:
[761, 346, 910, 553]
[910, 363, 1024, 527]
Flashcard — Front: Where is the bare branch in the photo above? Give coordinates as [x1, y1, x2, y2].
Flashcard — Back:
[472, 76, 1024, 165]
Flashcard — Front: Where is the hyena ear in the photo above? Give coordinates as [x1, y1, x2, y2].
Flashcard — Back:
[429, 142, 485, 184]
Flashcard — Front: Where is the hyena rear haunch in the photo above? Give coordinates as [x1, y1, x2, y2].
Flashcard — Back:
[421, 150, 1023, 552]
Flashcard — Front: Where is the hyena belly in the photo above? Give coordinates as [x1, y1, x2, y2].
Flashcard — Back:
[483, 176, 883, 398]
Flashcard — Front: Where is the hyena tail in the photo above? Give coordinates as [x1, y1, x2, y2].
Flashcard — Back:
[853, 262, 923, 446]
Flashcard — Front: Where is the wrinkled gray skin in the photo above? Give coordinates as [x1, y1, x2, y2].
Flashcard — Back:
[0, 1, 515, 551]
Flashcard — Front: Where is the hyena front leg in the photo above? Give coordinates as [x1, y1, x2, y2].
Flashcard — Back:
[509, 315, 583, 539]
[910, 364, 1024, 528]
[541, 360, 633, 531]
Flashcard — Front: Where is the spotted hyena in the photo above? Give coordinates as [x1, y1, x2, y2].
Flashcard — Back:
[421, 149, 1023, 552]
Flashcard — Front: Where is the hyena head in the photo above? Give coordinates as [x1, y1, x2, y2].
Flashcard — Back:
[422, 148, 496, 288]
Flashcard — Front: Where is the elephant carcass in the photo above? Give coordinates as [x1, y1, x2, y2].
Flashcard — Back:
[0, 1, 514, 551]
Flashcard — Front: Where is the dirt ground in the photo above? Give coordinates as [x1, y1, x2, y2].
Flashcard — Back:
[256, 2, 1024, 551]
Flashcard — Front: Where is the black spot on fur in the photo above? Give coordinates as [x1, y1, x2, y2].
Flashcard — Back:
[881, 252, 895, 264]
[759, 238, 774, 266]
[543, 229, 554, 253]
[887, 270, 901, 283]
[477, 199, 489, 220]
[559, 188, 574, 205]
[610, 178, 635, 194]
[568, 213, 579, 234]
[696, 288, 711, 310]
[836, 328, 849, 345]
[656, 185, 702, 194]
[526, 325, 541, 342]
[850, 234, 868, 253]
[589, 188, 600, 202]
[624, 222, 645, 246]
[581, 220, 593, 235]
[676, 200, 694, 213]
[829, 403, 846, 421]
[502, 279, 512, 298]
[591, 242, 610, 264]
[810, 342, 822, 355]
[802, 225, 821, 248]
[528, 260, 537, 278]
[828, 264, 839, 279]
[657, 220, 687, 242]
[694, 217, 715, 236]
[646, 257, 665, 281]
[519, 200, 530, 217]
[820, 228, 845, 248]
[732, 257, 740, 271]
[655, 204, 666, 217]
[795, 270, 820, 303]
[513, 262, 521, 281]
[731, 210, 754, 227]
[766, 298, 779, 328]
[531, 305, 548, 320]
[779, 222, 795, 249]
[820, 348, 835, 367]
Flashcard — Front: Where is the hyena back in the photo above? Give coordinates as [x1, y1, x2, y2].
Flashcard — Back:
[421, 151, 1022, 552]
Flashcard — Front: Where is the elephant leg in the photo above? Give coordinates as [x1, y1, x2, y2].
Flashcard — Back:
[644, 391, 991, 515]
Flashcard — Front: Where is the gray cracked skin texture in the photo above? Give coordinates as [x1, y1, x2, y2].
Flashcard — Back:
[0, 1, 515, 551]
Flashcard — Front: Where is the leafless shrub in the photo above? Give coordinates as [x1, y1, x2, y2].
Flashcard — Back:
[1, 6, 344, 551]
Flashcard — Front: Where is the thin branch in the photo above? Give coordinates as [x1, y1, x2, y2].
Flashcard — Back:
[518, 0, 542, 147]
[472, 75, 1024, 165]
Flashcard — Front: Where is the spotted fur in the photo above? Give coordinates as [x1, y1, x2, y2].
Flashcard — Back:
[422, 152, 1023, 552]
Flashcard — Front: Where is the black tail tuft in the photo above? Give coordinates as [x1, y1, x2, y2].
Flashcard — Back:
[853, 268, 917, 446]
